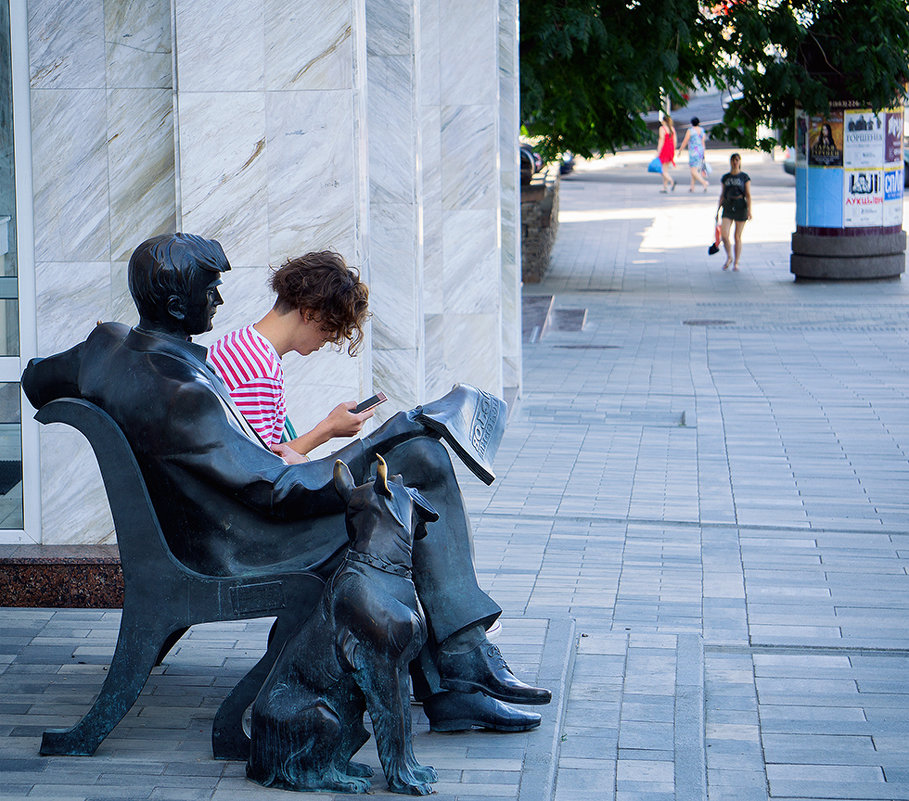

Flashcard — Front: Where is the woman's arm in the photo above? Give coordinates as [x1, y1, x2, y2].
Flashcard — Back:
[677, 129, 690, 154]
[284, 402, 374, 457]
[745, 179, 752, 220]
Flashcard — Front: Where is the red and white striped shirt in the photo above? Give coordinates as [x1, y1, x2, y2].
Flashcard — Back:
[208, 325, 286, 446]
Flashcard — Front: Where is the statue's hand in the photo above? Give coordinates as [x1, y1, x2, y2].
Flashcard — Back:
[270, 442, 309, 464]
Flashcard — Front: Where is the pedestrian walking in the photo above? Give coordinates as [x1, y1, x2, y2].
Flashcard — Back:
[717, 152, 752, 271]
[656, 115, 676, 192]
[676, 116, 710, 192]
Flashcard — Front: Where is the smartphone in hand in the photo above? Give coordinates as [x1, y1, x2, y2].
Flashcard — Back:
[353, 391, 387, 414]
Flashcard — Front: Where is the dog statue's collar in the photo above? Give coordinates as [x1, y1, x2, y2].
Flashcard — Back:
[344, 550, 412, 579]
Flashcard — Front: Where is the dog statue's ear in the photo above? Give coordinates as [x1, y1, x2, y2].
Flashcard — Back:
[375, 454, 392, 498]
[407, 487, 440, 526]
[333, 459, 355, 503]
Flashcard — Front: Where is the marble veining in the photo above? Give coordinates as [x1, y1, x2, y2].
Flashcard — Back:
[178, 92, 269, 265]
[368, 55, 417, 205]
[28, 0, 105, 89]
[366, 0, 413, 56]
[31, 89, 111, 262]
[107, 88, 176, 262]
[265, 0, 353, 91]
[441, 104, 497, 210]
[105, 0, 172, 89]
[265, 91, 360, 262]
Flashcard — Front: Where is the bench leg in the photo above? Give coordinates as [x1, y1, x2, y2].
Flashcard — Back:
[212, 618, 288, 761]
[40, 613, 172, 756]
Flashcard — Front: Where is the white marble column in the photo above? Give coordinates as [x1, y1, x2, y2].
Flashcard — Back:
[365, 0, 424, 417]
[498, 0, 522, 401]
[421, 0, 503, 399]
[174, 0, 372, 452]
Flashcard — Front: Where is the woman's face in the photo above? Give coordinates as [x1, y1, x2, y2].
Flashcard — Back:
[730, 155, 741, 170]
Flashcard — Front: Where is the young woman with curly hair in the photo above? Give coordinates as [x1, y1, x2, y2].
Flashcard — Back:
[208, 251, 371, 463]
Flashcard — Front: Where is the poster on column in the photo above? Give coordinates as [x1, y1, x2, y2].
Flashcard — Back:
[808, 112, 843, 166]
[844, 110, 885, 167]
[843, 169, 883, 226]
[883, 167, 903, 226]
[885, 110, 903, 164]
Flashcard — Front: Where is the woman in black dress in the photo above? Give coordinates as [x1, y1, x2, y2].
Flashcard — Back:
[717, 153, 752, 271]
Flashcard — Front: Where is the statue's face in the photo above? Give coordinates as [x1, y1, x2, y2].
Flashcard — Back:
[181, 268, 224, 335]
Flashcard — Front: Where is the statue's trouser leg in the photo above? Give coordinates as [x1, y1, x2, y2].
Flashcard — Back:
[362, 437, 502, 699]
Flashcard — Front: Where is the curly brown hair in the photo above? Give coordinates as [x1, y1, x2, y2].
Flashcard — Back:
[269, 251, 370, 355]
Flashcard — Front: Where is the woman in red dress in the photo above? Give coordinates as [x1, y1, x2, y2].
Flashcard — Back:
[656, 115, 676, 192]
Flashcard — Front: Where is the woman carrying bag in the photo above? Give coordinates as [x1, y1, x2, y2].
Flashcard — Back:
[717, 152, 752, 271]
[656, 116, 676, 192]
[677, 117, 710, 192]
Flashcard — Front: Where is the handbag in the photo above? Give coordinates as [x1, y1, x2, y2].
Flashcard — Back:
[701, 159, 712, 177]
[648, 157, 663, 173]
[708, 216, 721, 255]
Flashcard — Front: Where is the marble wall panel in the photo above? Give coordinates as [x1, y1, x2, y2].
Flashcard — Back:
[177, 91, 269, 265]
[28, 0, 105, 89]
[440, 104, 497, 211]
[31, 89, 110, 263]
[423, 312, 446, 399]
[109, 261, 137, 326]
[442, 312, 500, 393]
[442, 209, 498, 314]
[264, 91, 359, 262]
[417, 0, 439, 107]
[420, 111, 443, 320]
[35, 261, 111, 354]
[107, 88, 176, 262]
[438, 0, 497, 105]
[369, 204, 420, 350]
[265, 0, 353, 91]
[498, 0, 521, 394]
[368, 55, 416, 205]
[105, 0, 172, 89]
[366, 0, 412, 56]
[174, 0, 265, 92]
[373, 346, 421, 411]
[39, 425, 114, 545]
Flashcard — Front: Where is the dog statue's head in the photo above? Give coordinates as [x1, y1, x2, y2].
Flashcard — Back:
[333, 456, 439, 561]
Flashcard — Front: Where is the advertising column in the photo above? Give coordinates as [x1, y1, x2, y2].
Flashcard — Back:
[791, 101, 906, 279]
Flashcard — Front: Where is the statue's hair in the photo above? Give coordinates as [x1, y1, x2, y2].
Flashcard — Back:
[128, 233, 230, 322]
[269, 251, 370, 356]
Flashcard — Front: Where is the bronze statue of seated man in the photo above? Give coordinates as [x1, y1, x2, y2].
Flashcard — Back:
[22, 232, 550, 734]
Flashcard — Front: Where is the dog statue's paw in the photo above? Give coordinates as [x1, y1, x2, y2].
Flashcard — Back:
[387, 776, 434, 795]
[346, 760, 375, 778]
[408, 762, 438, 784]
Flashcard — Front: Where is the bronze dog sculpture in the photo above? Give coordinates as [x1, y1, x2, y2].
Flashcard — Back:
[247, 455, 440, 794]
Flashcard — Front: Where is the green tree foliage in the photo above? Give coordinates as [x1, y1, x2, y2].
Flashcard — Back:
[520, 0, 909, 157]
[520, 0, 716, 159]
[711, 0, 909, 149]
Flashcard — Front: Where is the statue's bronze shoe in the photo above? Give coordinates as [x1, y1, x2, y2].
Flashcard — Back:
[424, 691, 542, 732]
[437, 642, 552, 705]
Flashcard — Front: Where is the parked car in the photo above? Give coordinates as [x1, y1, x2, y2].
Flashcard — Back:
[520, 143, 542, 185]
[782, 146, 795, 175]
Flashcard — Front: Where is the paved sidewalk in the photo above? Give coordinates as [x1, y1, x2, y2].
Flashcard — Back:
[3, 150, 909, 800]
